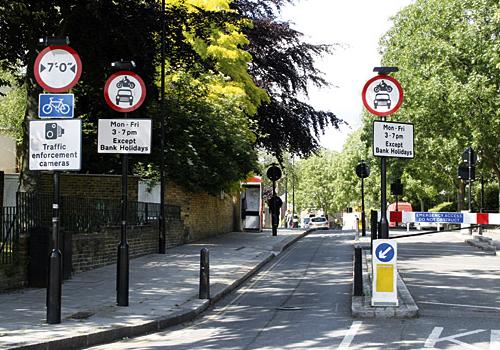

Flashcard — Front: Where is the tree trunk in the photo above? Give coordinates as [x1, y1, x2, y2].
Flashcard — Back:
[20, 52, 42, 191]
[491, 163, 500, 213]
[457, 181, 465, 212]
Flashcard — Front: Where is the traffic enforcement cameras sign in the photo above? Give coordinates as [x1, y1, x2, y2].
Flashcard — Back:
[29, 120, 82, 171]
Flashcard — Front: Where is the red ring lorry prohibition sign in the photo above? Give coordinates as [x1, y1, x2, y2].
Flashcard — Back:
[34, 45, 82, 92]
[362, 75, 403, 117]
[104, 71, 146, 113]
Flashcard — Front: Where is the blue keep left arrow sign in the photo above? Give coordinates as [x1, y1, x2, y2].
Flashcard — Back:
[375, 243, 395, 263]
[38, 93, 74, 118]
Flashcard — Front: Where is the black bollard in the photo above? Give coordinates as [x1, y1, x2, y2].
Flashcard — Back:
[370, 210, 378, 253]
[199, 248, 210, 299]
[353, 246, 363, 296]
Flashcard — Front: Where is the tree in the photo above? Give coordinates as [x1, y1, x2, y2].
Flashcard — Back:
[379, 0, 500, 210]
[234, 0, 343, 161]
[0, 0, 265, 193]
[0, 0, 162, 188]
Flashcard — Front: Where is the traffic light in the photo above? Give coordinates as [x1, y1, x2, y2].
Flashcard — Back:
[390, 180, 404, 196]
[462, 147, 477, 165]
[458, 164, 475, 181]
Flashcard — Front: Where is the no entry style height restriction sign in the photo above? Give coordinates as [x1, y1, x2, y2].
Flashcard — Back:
[104, 71, 146, 113]
[34, 46, 82, 92]
[362, 75, 403, 117]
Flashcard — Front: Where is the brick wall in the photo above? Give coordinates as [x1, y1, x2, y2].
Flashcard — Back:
[71, 218, 184, 273]
[166, 182, 239, 241]
[38, 173, 139, 200]
[0, 174, 241, 291]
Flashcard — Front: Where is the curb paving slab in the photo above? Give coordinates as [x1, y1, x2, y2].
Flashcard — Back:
[0, 228, 311, 350]
[351, 243, 419, 319]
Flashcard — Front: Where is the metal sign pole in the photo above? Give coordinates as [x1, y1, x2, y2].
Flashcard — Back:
[380, 153, 389, 239]
[272, 180, 277, 236]
[361, 176, 366, 237]
[468, 148, 473, 235]
[159, 0, 167, 254]
[47, 171, 62, 324]
[117, 112, 130, 306]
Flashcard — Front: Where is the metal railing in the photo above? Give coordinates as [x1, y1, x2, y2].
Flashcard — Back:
[0, 192, 181, 265]
[0, 206, 18, 265]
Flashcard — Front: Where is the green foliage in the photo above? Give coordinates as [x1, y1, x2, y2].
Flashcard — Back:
[0, 70, 24, 141]
[428, 202, 456, 212]
[380, 0, 500, 209]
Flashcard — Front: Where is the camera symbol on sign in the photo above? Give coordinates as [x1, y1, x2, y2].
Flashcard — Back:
[45, 123, 65, 140]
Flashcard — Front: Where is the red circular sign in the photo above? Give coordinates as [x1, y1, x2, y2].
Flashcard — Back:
[362, 75, 403, 117]
[104, 71, 146, 113]
[34, 46, 82, 92]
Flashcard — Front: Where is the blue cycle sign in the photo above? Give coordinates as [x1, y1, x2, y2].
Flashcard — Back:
[375, 243, 395, 263]
[38, 94, 74, 118]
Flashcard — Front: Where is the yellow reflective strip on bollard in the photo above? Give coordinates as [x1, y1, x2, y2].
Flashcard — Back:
[376, 264, 394, 292]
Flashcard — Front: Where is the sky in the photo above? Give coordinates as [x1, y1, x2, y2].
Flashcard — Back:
[280, 0, 414, 152]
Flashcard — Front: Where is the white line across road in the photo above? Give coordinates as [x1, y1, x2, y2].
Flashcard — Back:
[491, 330, 500, 350]
[418, 300, 500, 311]
[337, 321, 362, 349]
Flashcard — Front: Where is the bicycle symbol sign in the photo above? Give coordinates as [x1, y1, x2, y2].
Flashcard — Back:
[38, 94, 74, 118]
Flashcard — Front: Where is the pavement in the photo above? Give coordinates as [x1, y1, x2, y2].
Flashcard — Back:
[0, 228, 312, 350]
[2, 225, 498, 350]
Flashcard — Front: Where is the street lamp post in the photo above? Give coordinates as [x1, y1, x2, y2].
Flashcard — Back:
[159, 0, 167, 254]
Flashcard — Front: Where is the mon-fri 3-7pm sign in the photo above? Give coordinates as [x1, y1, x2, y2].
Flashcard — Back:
[373, 120, 414, 158]
[98, 119, 151, 154]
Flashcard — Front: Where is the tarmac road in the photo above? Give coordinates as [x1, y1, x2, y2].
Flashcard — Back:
[86, 230, 500, 350]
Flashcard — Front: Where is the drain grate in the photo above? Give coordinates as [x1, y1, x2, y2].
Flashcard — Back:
[68, 311, 95, 320]
[276, 306, 302, 311]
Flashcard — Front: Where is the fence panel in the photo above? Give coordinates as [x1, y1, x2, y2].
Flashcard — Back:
[0, 206, 18, 265]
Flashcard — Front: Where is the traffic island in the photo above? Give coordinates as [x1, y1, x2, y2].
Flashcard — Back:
[465, 235, 497, 255]
[351, 246, 419, 318]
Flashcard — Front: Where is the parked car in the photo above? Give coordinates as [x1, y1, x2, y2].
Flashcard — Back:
[309, 216, 329, 230]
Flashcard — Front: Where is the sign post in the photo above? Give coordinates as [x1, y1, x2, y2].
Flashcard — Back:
[266, 165, 282, 236]
[103, 62, 146, 307]
[33, 39, 82, 324]
[362, 68, 404, 239]
[372, 239, 398, 306]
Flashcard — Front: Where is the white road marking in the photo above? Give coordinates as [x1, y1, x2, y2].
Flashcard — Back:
[424, 327, 486, 350]
[418, 301, 500, 311]
[491, 330, 500, 350]
[337, 321, 362, 349]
